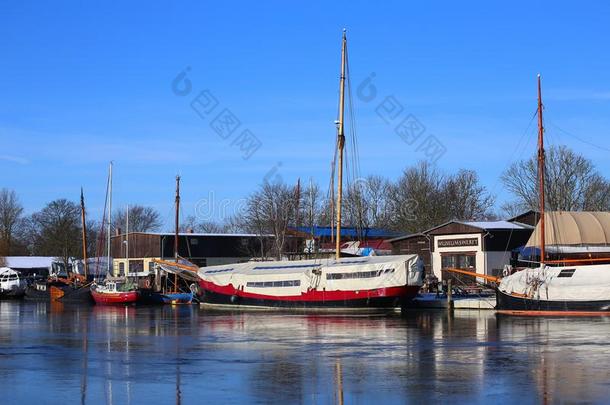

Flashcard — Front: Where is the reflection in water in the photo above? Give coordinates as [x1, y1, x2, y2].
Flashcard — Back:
[1, 302, 610, 403]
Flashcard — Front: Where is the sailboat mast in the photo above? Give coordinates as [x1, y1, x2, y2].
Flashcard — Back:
[80, 187, 89, 278]
[107, 162, 113, 276]
[174, 175, 180, 262]
[335, 29, 347, 261]
[537, 74, 546, 264]
[125, 204, 129, 282]
[330, 161, 335, 243]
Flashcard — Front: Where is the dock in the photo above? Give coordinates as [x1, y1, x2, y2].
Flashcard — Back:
[405, 293, 496, 310]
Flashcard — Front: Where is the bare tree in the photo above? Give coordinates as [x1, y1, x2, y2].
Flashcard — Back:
[180, 215, 228, 233]
[242, 181, 298, 260]
[388, 162, 495, 233]
[114, 205, 162, 233]
[342, 175, 394, 231]
[445, 169, 495, 220]
[299, 179, 323, 234]
[0, 189, 24, 256]
[501, 145, 610, 212]
[29, 199, 81, 269]
[389, 162, 446, 233]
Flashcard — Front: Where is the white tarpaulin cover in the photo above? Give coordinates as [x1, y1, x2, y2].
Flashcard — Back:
[525, 211, 610, 247]
[198, 255, 423, 297]
[499, 264, 610, 302]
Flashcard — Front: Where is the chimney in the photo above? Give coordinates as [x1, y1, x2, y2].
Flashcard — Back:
[115, 227, 122, 236]
[187, 228, 194, 234]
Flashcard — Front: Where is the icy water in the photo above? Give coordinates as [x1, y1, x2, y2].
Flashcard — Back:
[1, 302, 610, 404]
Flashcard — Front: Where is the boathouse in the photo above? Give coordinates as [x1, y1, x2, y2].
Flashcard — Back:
[390, 217, 535, 284]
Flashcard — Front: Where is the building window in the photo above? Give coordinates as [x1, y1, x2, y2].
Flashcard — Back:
[441, 253, 476, 283]
[130, 260, 144, 273]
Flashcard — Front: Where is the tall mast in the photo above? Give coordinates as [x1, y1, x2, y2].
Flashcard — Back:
[174, 175, 180, 262]
[107, 162, 113, 276]
[125, 204, 129, 282]
[330, 161, 335, 244]
[335, 29, 347, 261]
[537, 74, 546, 265]
[80, 187, 89, 278]
[173, 175, 180, 293]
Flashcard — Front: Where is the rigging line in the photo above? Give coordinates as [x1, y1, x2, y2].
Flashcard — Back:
[95, 172, 111, 279]
[546, 119, 610, 153]
[487, 108, 539, 198]
[345, 45, 366, 236]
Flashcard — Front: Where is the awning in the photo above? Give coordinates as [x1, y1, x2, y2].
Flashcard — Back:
[525, 211, 610, 247]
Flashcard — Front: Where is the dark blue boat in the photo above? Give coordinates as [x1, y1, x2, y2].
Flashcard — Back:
[142, 290, 194, 305]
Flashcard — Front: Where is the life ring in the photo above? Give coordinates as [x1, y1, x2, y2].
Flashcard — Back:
[143, 279, 151, 289]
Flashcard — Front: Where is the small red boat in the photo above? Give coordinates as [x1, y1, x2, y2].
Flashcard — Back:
[90, 281, 139, 305]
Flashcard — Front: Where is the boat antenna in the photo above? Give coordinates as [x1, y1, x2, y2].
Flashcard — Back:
[335, 29, 347, 261]
[80, 187, 89, 279]
[537, 74, 546, 265]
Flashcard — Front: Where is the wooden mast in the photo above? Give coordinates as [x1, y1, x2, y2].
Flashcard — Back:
[537, 74, 546, 265]
[174, 175, 180, 292]
[107, 162, 113, 276]
[125, 204, 129, 282]
[335, 29, 347, 261]
[330, 161, 335, 244]
[80, 187, 89, 279]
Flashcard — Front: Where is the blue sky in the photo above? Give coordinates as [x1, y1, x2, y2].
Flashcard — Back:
[1, 1, 610, 228]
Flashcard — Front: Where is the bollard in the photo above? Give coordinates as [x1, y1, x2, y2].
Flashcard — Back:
[447, 279, 454, 311]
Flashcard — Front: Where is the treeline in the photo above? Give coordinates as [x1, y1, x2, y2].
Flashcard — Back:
[0, 194, 163, 268]
[2, 145, 610, 262]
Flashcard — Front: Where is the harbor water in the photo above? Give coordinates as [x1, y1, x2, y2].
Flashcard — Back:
[1, 302, 610, 404]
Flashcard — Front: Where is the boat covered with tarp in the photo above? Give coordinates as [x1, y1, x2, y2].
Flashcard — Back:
[197, 254, 423, 309]
[498, 211, 610, 314]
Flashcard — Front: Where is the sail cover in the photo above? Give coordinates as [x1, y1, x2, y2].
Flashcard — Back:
[525, 211, 610, 247]
[154, 259, 200, 282]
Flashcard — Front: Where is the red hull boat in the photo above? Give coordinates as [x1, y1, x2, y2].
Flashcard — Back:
[91, 289, 139, 305]
[90, 281, 139, 305]
[197, 255, 423, 310]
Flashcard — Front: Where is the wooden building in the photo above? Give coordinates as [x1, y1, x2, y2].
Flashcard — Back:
[389, 216, 535, 285]
[388, 233, 432, 276]
[110, 232, 274, 277]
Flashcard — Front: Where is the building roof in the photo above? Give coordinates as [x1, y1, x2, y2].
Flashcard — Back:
[387, 232, 428, 243]
[4, 256, 55, 268]
[461, 220, 533, 230]
[388, 218, 534, 243]
[290, 226, 399, 239]
[112, 232, 274, 238]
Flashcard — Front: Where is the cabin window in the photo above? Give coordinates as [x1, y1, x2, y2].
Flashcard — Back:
[204, 268, 234, 274]
[558, 269, 576, 278]
[148, 262, 155, 272]
[246, 280, 301, 288]
[326, 269, 393, 280]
